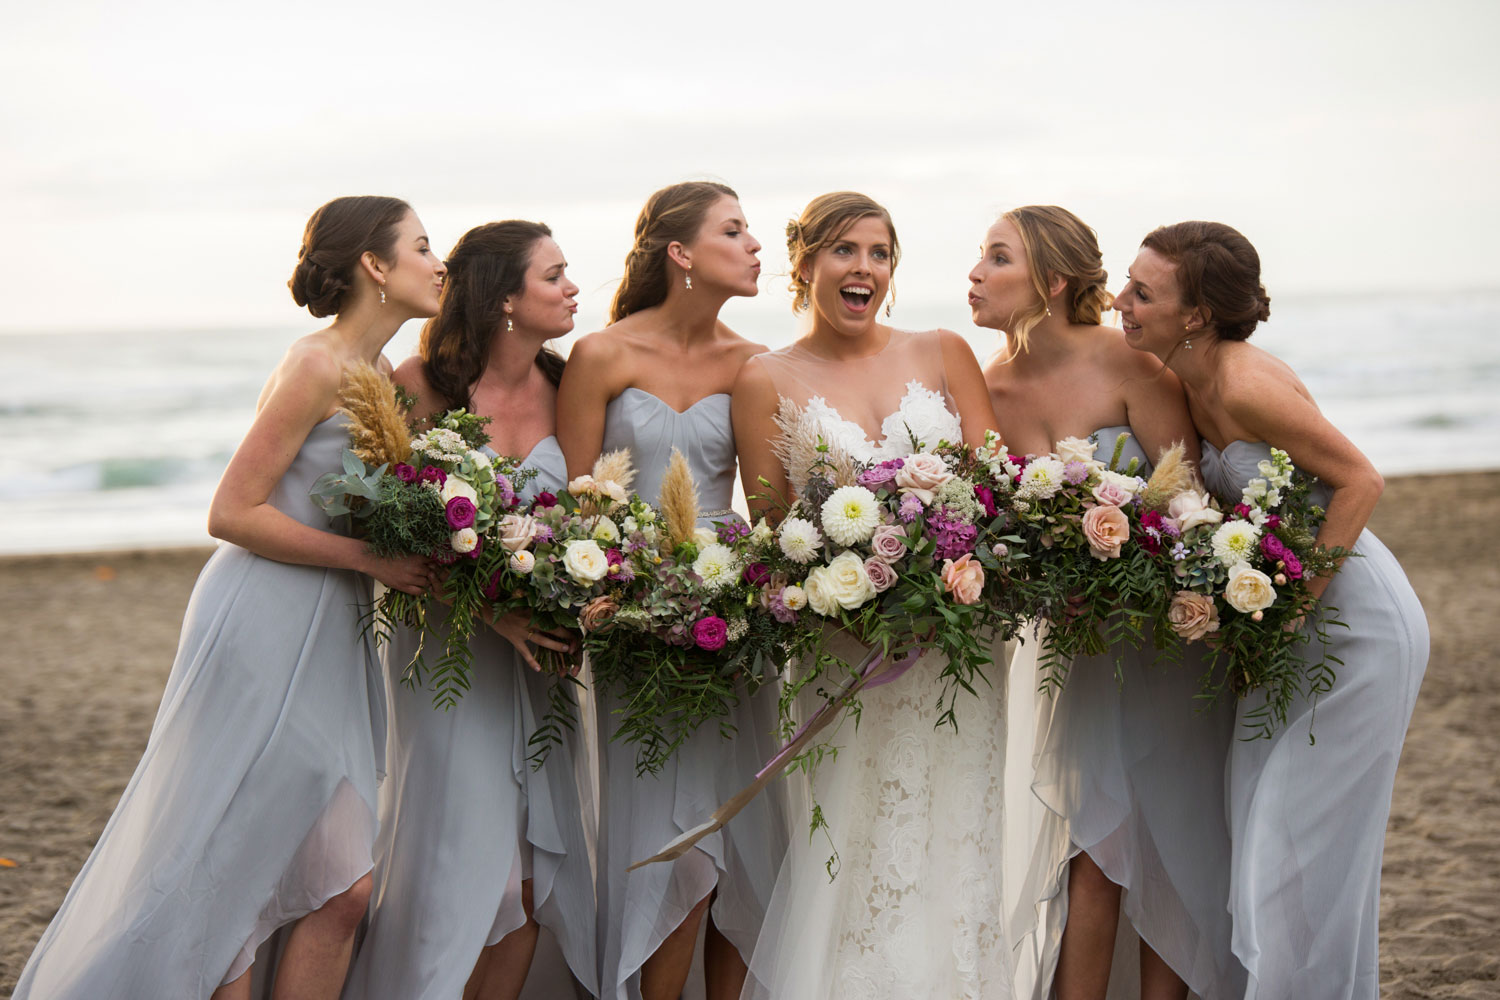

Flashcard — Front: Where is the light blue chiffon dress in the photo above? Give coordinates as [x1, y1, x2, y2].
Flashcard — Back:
[14, 414, 385, 999]
[1201, 439, 1427, 1000]
[343, 437, 598, 999]
[1008, 428, 1244, 999]
[594, 388, 789, 1000]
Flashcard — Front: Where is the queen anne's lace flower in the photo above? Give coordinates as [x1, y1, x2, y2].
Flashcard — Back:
[821, 485, 881, 546]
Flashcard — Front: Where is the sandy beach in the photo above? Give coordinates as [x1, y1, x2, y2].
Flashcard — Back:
[2, 472, 1497, 997]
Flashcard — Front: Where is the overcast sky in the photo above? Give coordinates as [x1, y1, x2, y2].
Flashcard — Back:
[3, 0, 1497, 342]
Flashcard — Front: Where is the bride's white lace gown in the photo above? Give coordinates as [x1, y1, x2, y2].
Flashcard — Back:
[739, 329, 1014, 1000]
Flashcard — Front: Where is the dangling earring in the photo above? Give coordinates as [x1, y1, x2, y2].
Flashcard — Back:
[1184, 325, 1193, 350]
[379, 285, 386, 306]
[1045, 306, 1052, 318]
[685, 267, 693, 291]
[507, 317, 515, 333]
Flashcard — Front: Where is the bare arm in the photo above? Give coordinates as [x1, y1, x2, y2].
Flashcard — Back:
[1221, 354, 1382, 600]
[207, 344, 432, 594]
[731, 356, 791, 522]
[939, 329, 1003, 448]
[556, 332, 619, 480]
[1119, 348, 1201, 470]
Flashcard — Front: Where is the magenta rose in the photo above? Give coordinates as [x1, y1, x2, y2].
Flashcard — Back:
[742, 561, 771, 587]
[1233, 502, 1253, 519]
[394, 463, 418, 483]
[1266, 514, 1283, 530]
[445, 495, 477, 530]
[1260, 533, 1288, 563]
[691, 616, 728, 651]
[531, 491, 558, 509]
[418, 465, 447, 486]
[1282, 551, 1304, 580]
[973, 483, 998, 520]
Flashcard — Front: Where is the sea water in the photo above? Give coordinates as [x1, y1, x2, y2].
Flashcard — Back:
[1, 290, 1496, 554]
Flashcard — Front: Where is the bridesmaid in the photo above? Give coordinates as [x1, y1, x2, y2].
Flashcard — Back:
[1116, 220, 1428, 999]
[13, 196, 441, 999]
[972, 206, 1240, 1000]
[342, 221, 597, 1000]
[556, 181, 785, 1000]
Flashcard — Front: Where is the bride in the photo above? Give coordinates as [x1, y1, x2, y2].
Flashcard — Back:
[729, 191, 1013, 998]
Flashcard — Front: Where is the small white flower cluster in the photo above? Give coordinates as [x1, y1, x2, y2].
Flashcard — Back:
[1240, 447, 1295, 512]
[411, 428, 468, 464]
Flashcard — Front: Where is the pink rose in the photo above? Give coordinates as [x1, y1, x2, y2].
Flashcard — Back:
[496, 513, 537, 552]
[1167, 490, 1223, 533]
[864, 557, 897, 593]
[1082, 504, 1130, 560]
[870, 524, 908, 562]
[1167, 590, 1220, 641]
[941, 553, 985, 605]
[895, 453, 953, 505]
[1090, 481, 1132, 507]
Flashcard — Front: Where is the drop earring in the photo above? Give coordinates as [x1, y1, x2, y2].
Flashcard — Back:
[507, 317, 515, 333]
[379, 285, 386, 305]
[685, 267, 693, 291]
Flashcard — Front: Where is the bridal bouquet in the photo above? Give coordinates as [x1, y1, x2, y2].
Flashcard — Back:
[582, 449, 820, 775]
[1158, 446, 1349, 736]
[755, 436, 1025, 736]
[308, 363, 539, 707]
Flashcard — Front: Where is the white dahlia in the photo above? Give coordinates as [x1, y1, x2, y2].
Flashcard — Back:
[1210, 520, 1262, 567]
[778, 517, 823, 564]
[820, 485, 881, 547]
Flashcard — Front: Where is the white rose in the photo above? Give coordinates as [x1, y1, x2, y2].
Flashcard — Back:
[802, 566, 840, 617]
[1054, 436, 1098, 466]
[1168, 491, 1223, 534]
[508, 550, 535, 574]
[466, 449, 491, 469]
[450, 527, 479, 553]
[1096, 469, 1143, 499]
[692, 526, 718, 547]
[1224, 561, 1276, 613]
[566, 474, 597, 495]
[441, 476, 479, 506]
[562, 539, 609, 582]
[822, 550, 877, 610]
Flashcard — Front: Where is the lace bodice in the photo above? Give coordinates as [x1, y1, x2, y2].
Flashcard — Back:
[801, 379, 963, 467]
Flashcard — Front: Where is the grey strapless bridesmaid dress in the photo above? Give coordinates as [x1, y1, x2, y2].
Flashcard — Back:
[14, 414, 386, 999]
[1201, 439, 1427, 1000]
[343, 436, 597, 1000]
[1008, 428, 1244, 999]
[594, 388, 788, 1000]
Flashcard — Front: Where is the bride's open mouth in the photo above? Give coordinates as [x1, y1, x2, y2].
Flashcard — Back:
[840, 283, 874, 312]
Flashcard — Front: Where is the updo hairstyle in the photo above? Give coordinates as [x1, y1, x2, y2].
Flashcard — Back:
[419, 220, 567, 411]
[1003, 205, 1113, 354]
[785, 191, 900, 313]
[288, 195, 411, 317]
[609, 181, 738, 323]
[1140, 221, 1272, 341]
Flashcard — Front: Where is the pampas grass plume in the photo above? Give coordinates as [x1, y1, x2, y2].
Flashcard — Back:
[660, 448, 700, 549]
[1140, 442, 1196, 511]
[592, 448, 637, 494]
[339, 361, 412, 467]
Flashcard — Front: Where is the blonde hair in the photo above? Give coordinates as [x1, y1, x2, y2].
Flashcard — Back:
[609, 181, 737, 323]
[1002, 205, 1113, 356]
[785, 191, 900, 312]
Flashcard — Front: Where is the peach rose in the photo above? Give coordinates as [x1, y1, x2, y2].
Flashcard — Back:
[941, 553, 985, 605]
[580, 595, 619, 633]
[1082, 504, 1130, 560]
[1167, 590, 1220, 641]
[895, 453, 953, 505]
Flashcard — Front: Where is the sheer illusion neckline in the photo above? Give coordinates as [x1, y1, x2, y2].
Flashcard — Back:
[784, 327, 907, 364]
[615, 386, 730, 416]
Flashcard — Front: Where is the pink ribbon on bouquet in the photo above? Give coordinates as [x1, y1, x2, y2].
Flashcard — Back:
[626, 642, 924, 871]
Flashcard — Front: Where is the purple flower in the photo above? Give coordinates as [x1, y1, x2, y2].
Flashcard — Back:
[926, 511, 979, 560]
[973, 484, 998, 519]
[1282, 551, 1304, 580]
[482, 569, 503, 600]
[1139, 510, 1166, 555]
[742, 561, 771, 587]
[717, 521, 750, 544]
[467, 535, 485, 560]
[532, 491, 558, 509]
[898, 494, 924, 524]
[1265, 514, 1283, 530]
[1260, 533, 1288, 563]
[606, 547, 635, 582]
[445, 495, 477, 530]
[1233, 502, 1253, 520]
[1170, 542, 1188, 562]
[418, 465, 447, 486]
[1063, 461, 1089, 486]
[691, 616, 729, 651]
[494, 473, 516, 509]
[767, 591, 798, 624]
[394, 463, 418, 484]
[531, 524, 554, 544]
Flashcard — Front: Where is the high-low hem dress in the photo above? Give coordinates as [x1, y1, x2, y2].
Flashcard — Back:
[14, 413, 385, 999]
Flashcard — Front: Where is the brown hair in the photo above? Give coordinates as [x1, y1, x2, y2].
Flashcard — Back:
[1141, 221, 1271, 341]
[418, 220, 566, 412]
[608, 181, 738, 323]
[1002, 205, 1113, 355]
[785, 191, 900, 312]
[288, 196, 411, 317]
